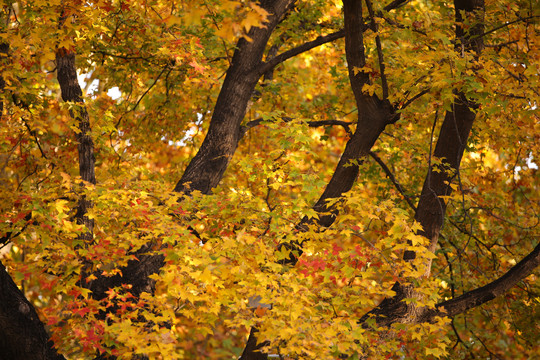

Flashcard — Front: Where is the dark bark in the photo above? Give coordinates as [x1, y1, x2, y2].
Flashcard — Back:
[174, 0, 295, 195]
[0, 261, 66, 360]
[55, 51, 96, 186]
[56, 50, 96, 241]
[258, 29, 346, 76]
[0, 42, 7, 118]
[86, 243, 166, 301]
[240, 328, 271, 360]
[427, 242, 540, 320]
[404, 92, 477, 264]
[404, 0, 484, 268]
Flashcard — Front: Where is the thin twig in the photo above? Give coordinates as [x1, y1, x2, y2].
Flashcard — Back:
[475, 15, 538, 42]
[368, 151, 417, 211]
[400, 88, 430, 110]
[365, 0, 389, 99]
[114, 65, 168, 128]
[23, 121, 48, 159]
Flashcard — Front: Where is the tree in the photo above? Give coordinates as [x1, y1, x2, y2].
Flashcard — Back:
[0, 0, 538, 359]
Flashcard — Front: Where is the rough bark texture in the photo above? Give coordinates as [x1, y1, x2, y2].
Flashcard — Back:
[0, 261, 66, 360]
[425, 242, 540, 320]
[174, 0, 295, 195]
[56, 50, 96, 240]
[364, 0, 485, 328]
[404, 92, 477, 265]
[55, 51, 96, 186]
[404, 0, 484, 270]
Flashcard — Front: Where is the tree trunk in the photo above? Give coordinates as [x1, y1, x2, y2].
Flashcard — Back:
[174, 0, 295, 195]
[364, 0, 485, 328]
[56, 50, 96, 241]
[405, 0, 484, 274]
[0, 261, 66, 360]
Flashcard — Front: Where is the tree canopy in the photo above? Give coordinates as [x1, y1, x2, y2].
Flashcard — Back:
[0, 0, 538, 359]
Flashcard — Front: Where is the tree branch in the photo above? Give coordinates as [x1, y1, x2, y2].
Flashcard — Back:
[239, 116, 353, 140]
[258, 29, 346, 76]
[426, 242, 540, 320]
[382, 0, 410, 11]
[358, 242, 540, 327]
[365, 0, 389, 99]
[474, 15, 538, 43]
[369, 151, 417, 211]
[400, 88, 431, 110]
[406, 0, 484, 266]
[56, 49, 96, 241]
[174, 0, 296, 195]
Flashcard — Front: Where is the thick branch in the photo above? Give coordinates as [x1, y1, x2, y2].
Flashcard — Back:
[55, 51, 96, 183]
[423, 243, 540, 321]
[56, 50, 96, 241]
[406, 92, 477, 263]
[406, 0, 484, 266]
[174, 0, 295, 195]
[360, 243, 540, 327]
[258, 29, 346, 75]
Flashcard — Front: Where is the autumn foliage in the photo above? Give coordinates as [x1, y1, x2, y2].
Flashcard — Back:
[0, 1, 538, 359]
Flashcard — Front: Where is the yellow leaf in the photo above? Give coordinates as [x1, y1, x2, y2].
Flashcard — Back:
[199, 267, 213, 284]
[56, 199, 69, 214]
